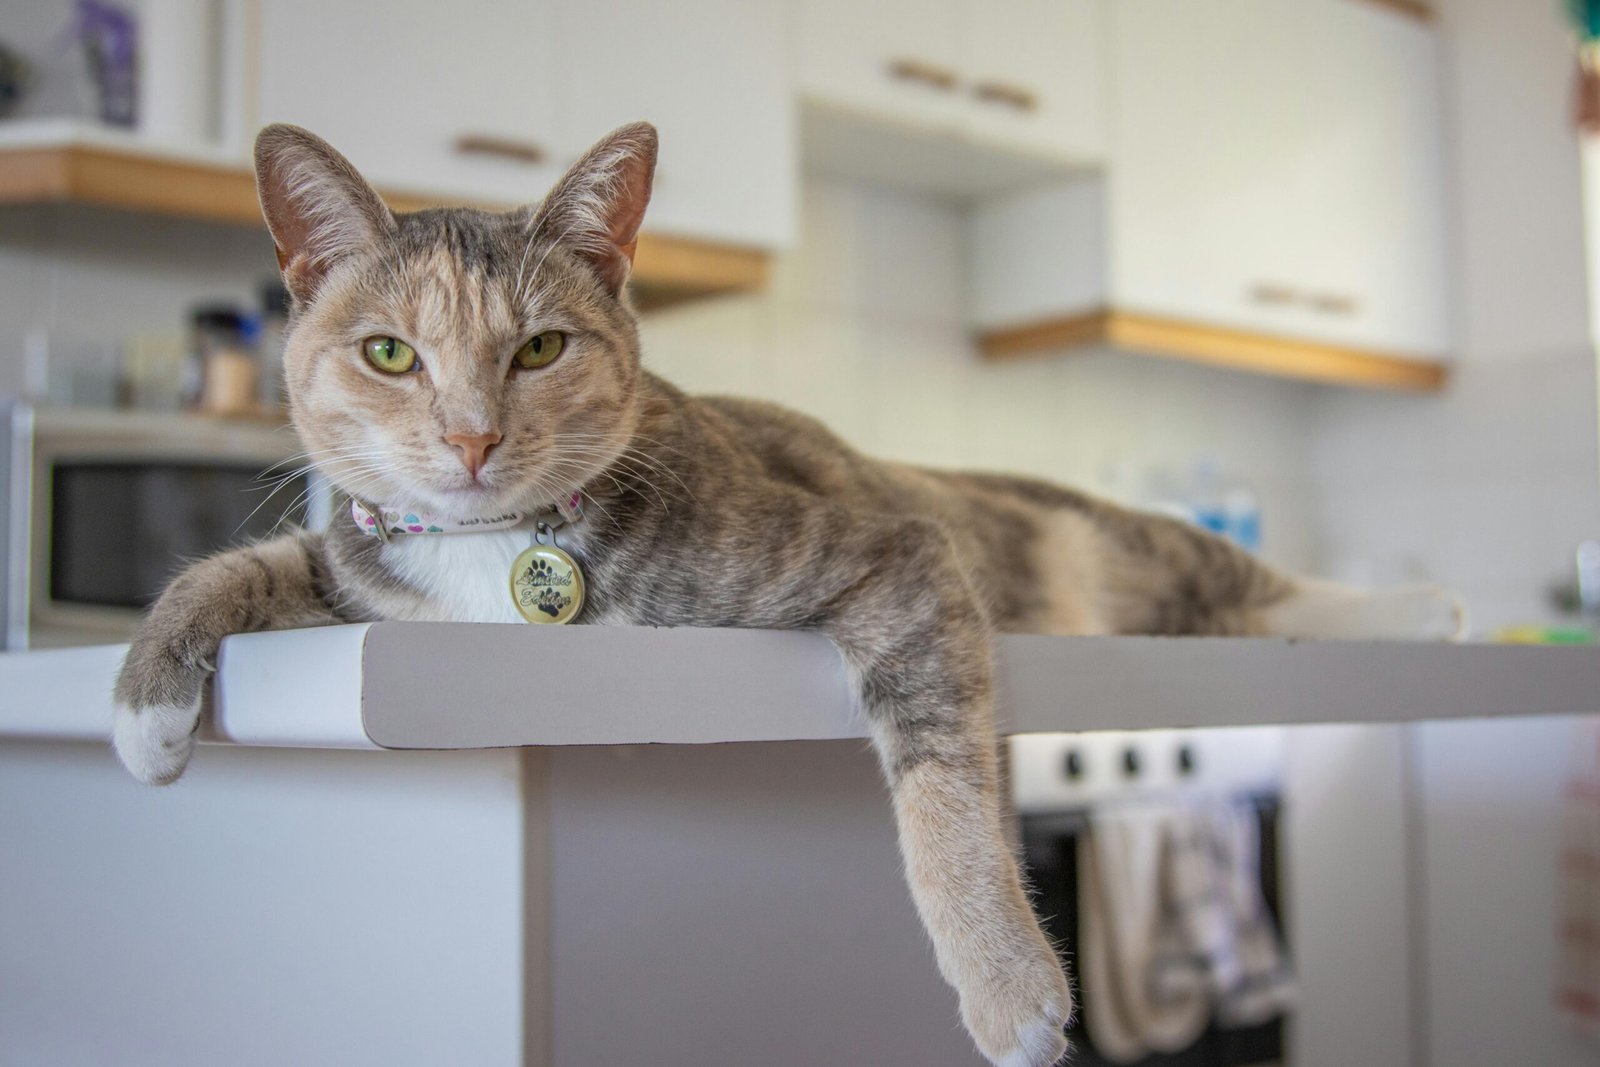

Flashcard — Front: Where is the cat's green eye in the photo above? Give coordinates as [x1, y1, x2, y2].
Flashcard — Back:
[513, 331, 566, 371]
[362, 336, 418, 374]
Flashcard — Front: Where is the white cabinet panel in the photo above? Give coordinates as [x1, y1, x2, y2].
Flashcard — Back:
[548, 0, 795, 247]
[1107, 0, 1309, 337]
[258, 0, 793, 248]
[795, 0, 1105, 174]
[1103, 0, 1449, 360]
[1293, 0, 1449, 354]
[965, 0, 1105, 162]
[256, 0, 562, 207]
[795, 0, 966, 134]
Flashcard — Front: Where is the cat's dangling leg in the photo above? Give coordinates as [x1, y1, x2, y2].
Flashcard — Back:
[818, 516, 1072, 1067]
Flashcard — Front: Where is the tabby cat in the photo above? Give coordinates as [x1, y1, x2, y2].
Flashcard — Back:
[112, 121, 1463, 1067]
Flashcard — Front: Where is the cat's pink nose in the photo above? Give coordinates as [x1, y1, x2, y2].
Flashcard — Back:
[444, 431, 501, 478]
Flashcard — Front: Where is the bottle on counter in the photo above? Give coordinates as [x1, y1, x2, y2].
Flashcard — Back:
[187, 305, 260, 417]
[1183, 459, 1262, 553]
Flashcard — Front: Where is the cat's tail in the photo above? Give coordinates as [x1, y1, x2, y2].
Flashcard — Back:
[1081, 501, 1467, 641]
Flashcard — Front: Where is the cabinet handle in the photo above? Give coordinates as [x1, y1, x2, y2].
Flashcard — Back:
[453, 134, 547, 165]
[973, 81, 1038, 113]
[1248, 282, 1299, 306]
[887, 57, 960, 92]
[1308, 293, 1362, 316]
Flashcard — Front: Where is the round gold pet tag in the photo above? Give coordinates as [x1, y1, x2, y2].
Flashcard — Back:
[509, 541, 585, 624]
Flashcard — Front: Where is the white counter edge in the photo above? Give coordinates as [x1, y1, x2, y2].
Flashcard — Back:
[2, 623, 1597, 750]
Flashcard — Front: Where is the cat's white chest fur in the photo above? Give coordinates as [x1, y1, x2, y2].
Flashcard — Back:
[379, 524, 554, 624]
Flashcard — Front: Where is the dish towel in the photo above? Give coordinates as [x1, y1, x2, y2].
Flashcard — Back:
[1080, 797, 1296, 1064]
[1556, 719, 1600, 1040]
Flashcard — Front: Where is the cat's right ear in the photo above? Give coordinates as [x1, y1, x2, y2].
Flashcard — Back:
[254, 124, 396, 303]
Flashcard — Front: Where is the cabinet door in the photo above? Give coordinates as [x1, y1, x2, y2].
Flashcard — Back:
[256, 0, 562, 207]
[1107, 0, 1311, 336]
[964, 0, 1105, 163]
[1291, 0, 1449, 356]
[794, 0, 965, 132]
[547, 0, 794, 247]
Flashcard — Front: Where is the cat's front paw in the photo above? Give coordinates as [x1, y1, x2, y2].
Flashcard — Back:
[112, 634, 214, 785]
[961, 949, 1073, 1067]
[112, 695, 202, 785]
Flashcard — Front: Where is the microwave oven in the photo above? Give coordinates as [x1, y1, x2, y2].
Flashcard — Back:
[1, 399, 329, 650]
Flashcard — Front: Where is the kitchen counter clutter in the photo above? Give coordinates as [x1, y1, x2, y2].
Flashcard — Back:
[4, 623, 1598, 748]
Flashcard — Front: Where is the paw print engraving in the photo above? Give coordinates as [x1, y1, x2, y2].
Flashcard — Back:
[536, 587, 572, 618]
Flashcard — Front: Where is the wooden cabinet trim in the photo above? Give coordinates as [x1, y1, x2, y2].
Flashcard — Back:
[978, 308, 1449, 392]
[0, 142, 770, 309]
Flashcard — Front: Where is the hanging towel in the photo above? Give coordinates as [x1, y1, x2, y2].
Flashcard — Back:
[1079, 806, 1210, 1064]
[1556, 719, 1600, 1041]
[1155, 797, 1296, 1028]
[1079, 797, 1295, 1064]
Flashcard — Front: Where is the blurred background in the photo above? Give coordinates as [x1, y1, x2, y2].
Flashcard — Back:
[1, 0, 1599, 1064]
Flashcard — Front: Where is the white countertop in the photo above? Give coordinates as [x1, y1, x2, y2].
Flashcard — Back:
[2, 624, 1598, 750]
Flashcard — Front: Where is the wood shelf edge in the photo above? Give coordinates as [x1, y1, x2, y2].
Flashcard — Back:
[976, 308, 1450, 393]
[0, 142, 771, 309]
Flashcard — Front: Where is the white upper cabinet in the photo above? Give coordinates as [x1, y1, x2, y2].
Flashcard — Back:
[546, 0, 795, 248]
[796, 0, 966, 134]
[1288, 0, 1448, 355]
[1106, 0, 1449, 358]
[256, 0, 563, 209]
[256, 0, 794, 248]
[794, 0, 1106, 176]
[965, 0, 1106, 162]
[971, 0, 1451, 378]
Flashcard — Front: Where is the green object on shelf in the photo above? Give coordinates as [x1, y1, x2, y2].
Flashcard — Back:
[1495, 624, 1598, 645]
[1569, 0, 1600, 41]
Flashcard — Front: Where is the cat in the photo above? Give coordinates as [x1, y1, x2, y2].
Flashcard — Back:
[112, 120, 1464, 1067]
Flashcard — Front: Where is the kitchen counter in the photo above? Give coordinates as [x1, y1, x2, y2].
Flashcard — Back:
[3, 623, 1598, 748]
[4, 625, 1597, 1067]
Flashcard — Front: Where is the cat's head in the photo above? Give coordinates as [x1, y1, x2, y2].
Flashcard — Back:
[253, 121, 657, 520]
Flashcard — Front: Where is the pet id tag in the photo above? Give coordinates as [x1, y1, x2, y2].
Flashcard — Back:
[509, 525, 585, 624]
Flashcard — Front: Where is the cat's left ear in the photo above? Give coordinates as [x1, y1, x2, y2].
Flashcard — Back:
[532, 122, 658, 295]
[254, 124, 396, 304]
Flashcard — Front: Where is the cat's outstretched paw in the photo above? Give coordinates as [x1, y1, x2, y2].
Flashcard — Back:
[962, 954, 1073, 1067]
[113, 630, 214, 784]
[112, 696, 201, 785]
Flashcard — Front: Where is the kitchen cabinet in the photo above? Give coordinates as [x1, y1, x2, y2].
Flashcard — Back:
[971, 0, 1450, 388]
[546, 0, 794, 248]
[794, 0, 1105, 196]
[257, 0, 793, 248]
[256, 0, 564, 209]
